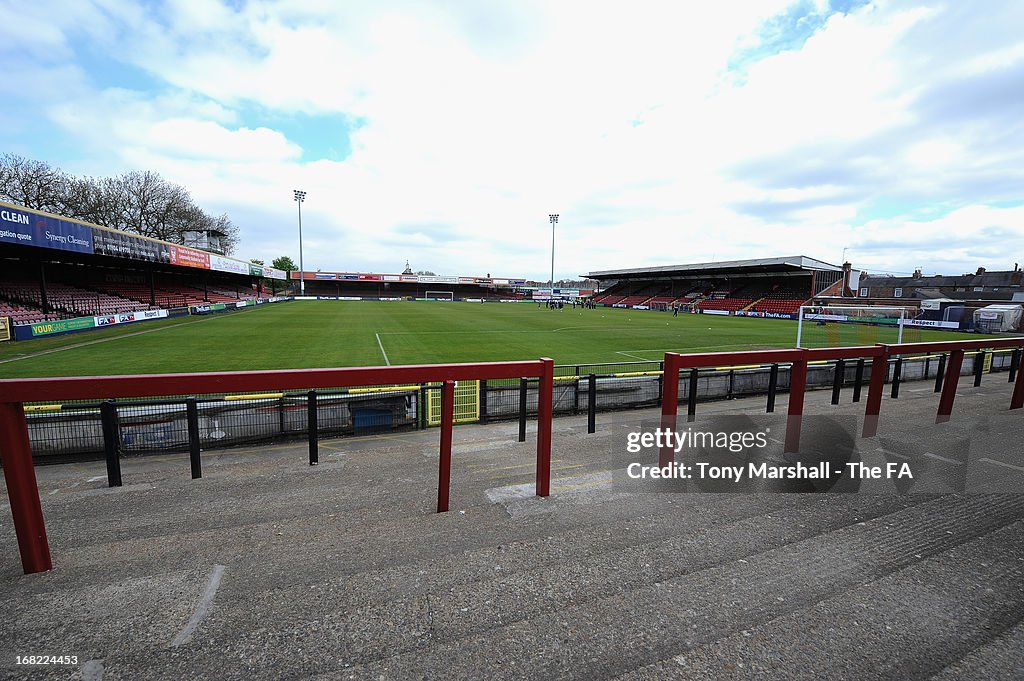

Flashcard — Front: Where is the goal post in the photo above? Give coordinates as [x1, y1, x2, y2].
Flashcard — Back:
[796, 305, 917, 348]
[425, 290, 454, 301]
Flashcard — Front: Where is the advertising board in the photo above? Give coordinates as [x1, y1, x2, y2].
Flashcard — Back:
[210, 255, 250, 275]
[29, 316, 97, 337]
[92, 228, 168, 262]
[169, 244, 211, 269]
[0, 206, 93, 254]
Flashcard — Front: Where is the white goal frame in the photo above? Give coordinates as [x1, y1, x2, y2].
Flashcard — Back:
[796, 305, 910, 348]
[426, 290, 454, 301]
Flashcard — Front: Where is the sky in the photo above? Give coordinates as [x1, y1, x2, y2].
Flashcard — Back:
[1, 0, 1022, 281]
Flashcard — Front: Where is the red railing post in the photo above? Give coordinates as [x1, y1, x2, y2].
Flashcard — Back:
[1012, 357, 1024, 410]
[659, 353, 681, 466]
[784, 355, 808, 454]
[436, 380, 455, 513]
[535, 358, 554, 497]
[0, 402, 52, 574]
[862, 348, 889, 438]
[936, 349, 965, 423]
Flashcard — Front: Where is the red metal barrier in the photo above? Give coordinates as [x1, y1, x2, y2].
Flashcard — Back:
[0, 359, 555, 575]
[0, 402, 50, 574]
[660, 346, 883, 460]
[437, 381, 455, 512]
[535, 358, 555, 497]
[883, 338, 1024, 422]
[660, 338, 1024, 460]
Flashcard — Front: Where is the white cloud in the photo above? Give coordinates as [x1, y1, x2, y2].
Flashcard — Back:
[2, 0, 1023, 279]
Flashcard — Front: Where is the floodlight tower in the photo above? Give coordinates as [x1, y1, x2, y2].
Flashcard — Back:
[549, 213, 559, 291]
[294, 189, 307, 295]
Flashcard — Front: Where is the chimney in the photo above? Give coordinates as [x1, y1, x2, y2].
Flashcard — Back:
[841, 262, 853, 297]
[913, 268, 922, 279]
[976, 267, 986, 275]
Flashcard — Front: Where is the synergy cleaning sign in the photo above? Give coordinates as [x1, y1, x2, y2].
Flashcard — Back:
[0, 207, 93, 253]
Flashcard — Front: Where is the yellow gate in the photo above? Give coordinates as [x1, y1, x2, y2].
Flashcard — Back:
[426, 380, 480, 426]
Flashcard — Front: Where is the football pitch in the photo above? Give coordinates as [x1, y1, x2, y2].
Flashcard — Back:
[0, 300, 987, 379]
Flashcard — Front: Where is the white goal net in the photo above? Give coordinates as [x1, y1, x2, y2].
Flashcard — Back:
[425, 290, 454, 301]
[796, 305, 920, 348]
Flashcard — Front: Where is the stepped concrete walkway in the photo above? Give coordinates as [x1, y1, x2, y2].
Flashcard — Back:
[2, 378, 1023, 680]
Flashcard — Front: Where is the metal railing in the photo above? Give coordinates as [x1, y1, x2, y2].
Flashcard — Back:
[658, 339, 1024, 466]
[17, 351, 1022, 459]
[0, 359, 555, 575]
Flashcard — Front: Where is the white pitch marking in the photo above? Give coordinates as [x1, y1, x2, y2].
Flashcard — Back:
[172, 564, 226, 647]
[375, 333, 391, 366]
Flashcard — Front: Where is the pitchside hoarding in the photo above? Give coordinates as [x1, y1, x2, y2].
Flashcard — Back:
[0, 316, 10, 342]
[28, 316, 97, 337]
[94, 309, 168, 328]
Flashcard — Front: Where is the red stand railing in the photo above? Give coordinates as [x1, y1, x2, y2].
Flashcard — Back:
[437, 381, 455, 512]
[0, 359, 556, 575]
[659, 338, 1024, 464]
[882, 338, 1024, 421]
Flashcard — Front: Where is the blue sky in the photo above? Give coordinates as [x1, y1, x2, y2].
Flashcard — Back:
[1, 0, 1023, 279]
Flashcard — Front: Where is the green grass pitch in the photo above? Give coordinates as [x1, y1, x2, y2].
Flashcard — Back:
[0, 301, 989, 379]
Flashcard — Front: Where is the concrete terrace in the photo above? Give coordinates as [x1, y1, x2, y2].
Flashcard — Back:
[1, 380, 1023, 680]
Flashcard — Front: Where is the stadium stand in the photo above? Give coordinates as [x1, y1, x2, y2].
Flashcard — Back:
[0, 300, 62, 325]
[1, 277, 152, 318]
[696, 296, 752, 311]
[587, 256, 844, 316]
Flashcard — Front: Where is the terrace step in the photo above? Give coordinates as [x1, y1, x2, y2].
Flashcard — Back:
[617, 518, 1024, 680]
[331, 493, 1024, 679]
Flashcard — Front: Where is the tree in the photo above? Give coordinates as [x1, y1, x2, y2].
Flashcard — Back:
[270, 256, 298, 294]
[272, 256, 297, 273]
[0, 153, 70, 213]
[0, 154, 241, 255]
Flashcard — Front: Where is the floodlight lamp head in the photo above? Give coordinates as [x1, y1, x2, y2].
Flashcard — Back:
[549, 214, 559, 223]
[293, 190, 306, 202]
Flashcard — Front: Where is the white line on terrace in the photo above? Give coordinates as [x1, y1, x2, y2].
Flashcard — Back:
[172, 564, 226, 647]
[978, 457, 1024, 472]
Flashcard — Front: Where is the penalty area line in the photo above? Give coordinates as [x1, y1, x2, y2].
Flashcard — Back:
[376, 332, 391, 366]
[616, 351, 653, 361]
[614, 343, 768, 362]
